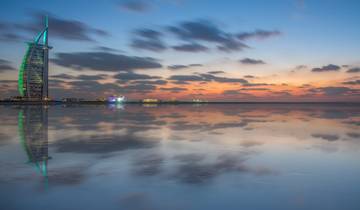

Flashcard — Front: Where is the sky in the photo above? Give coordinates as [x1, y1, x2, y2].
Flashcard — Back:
[0, 0, 359, 101]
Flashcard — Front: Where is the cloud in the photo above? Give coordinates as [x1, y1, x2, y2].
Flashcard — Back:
[222, 90, 254, 98]
[134, 28, 162, 40]
[51, 73, 107, 82]
[47, 79, 123, 98]
[76, 74, 108, 81]
[131, 28, 167, 52]
[54, 134, 157, 154]
[295, 65, 307, 70]
[119, 0, 151, 12]
[122, 83, 157, 93]
[189, 64, 203, 67]
[130, 19, 280, 53]
[240, 88, 269, 91]
[239, 58, 266, 65]
[342, 80, 360, 85]
[0, 22, 8, 31]
[172, 43, 209, 52]
[207, 71, 225, 74]
[131, 154, 164, 176]
[115, 72, 161, 81]
[93, 46, 121, 52]
[237, 29, 281, 41]
[222, 90, 240, 95]
[312, 134, 339, 142]
[0, 32, 24, 42]
[170, 154, 275, 184]
[242, 82, 270, 87]
[67, 80, 121, 92]
[18, 12, 109, 41]
[347, 132, 360, 139]
[200, 73, 248, 83]
[48, 166, 87, 186]
[222, 89, 255, 99]
[0, 22, 24, 42]
[347, 67, 360, 73]
[51, 73, 76, 80]
[309, 86, 359, 96]
[131, 39, 167, 52]
[168, 73, 248, 84]
[244, 75, 255, 78]
[167, 65, 188, 70]
[311, 64, 341, 72]
[159, 87, 187, 93]
[51, 51, 162, 71]
[167, 19, 248, 52]
[322, 87, 359, 96]
[168, 75, 205, 82]
[168, 64, 202, 70]
[270, 91, 293, 97]
[66, 78, 156, 95]
[131, 80, 167, 85]
[0, 59, 15, 72]
[168, 20, 225, 42]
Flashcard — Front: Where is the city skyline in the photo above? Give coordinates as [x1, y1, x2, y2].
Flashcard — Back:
[0, 0, 360, 101]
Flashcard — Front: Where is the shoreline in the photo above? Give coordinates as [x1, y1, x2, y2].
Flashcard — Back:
[0, 101, 359, 105]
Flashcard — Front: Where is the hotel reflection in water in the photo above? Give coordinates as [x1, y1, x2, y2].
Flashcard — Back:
[18, 106, 49, 182]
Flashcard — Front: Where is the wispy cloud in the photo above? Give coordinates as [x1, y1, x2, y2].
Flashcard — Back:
[347, 67, 360, 73]
[131, 28, 167, 52]
[119, 0, 151, 13]
[0, 59, 15, 72]
[311, 64, 341, 72]
[51, 51, 162, 71]
[167, 64, 202, 70]
[237, 30, 281, 41]
[239, 58, 266, 65]
[16, 11, 109, 41]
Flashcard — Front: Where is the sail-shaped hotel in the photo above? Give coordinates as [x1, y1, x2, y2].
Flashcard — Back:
[18, 16, 50, 101]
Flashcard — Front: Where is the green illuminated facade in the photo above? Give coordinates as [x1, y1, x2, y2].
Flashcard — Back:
[18, 16, 50, 100]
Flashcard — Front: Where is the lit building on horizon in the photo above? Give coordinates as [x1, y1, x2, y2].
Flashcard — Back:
[18, 16, 50, 101]
[108, 95, 126, 103]
[142, 98, 160, 103]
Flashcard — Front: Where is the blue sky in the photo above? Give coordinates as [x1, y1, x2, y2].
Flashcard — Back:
[0, 0, 359, 101]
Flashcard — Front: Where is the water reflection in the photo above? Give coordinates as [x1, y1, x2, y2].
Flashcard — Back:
[0, 104, 359, 210]
[18, 106, 49, 182]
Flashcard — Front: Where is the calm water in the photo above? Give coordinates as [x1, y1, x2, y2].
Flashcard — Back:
[0, 104, 359, 210]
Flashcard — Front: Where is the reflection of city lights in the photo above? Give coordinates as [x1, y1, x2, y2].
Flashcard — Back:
[116, 104, 125, 109]
[107, 103, 125, 110]
[142, 103, 158, 107]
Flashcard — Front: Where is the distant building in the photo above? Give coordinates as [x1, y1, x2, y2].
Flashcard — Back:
[96, 97, 107, 102]
[142, 98, 160, 103]
[192, 99, 206, 103]
[18, 16, 50, 101]
[62, 98, 84, 102]
[108, 95, 126, 103]
[9, 96, 24, 101]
